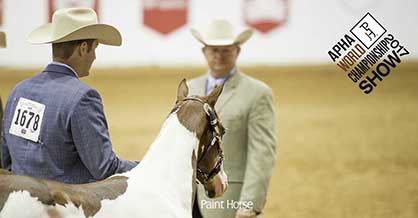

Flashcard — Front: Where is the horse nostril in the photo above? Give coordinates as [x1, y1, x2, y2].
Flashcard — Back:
[206, 190, 216, 198]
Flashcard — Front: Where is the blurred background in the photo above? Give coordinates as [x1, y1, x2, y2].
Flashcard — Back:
[1, 0, 418, 217]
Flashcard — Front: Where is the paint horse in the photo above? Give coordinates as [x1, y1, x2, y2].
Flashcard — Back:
[0, 80, 228, 218]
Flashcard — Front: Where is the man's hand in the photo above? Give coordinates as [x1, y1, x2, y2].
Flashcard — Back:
[235, 209, 257, 218]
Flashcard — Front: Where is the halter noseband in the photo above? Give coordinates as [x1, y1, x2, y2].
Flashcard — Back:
[174, 96, 224, 184]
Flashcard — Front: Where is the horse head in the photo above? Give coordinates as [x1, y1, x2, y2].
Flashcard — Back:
[174, 79, 228, 198]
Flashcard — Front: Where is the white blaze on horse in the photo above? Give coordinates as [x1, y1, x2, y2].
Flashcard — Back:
[0, 80, 228, 218]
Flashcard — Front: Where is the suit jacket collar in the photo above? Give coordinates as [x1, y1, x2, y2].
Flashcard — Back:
[215, 69, 241, 112]
[43, 63, 79, 78]
[206, 67, 237, 94]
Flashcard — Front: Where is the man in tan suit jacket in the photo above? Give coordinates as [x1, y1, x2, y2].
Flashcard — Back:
[189, 20, 277, 218]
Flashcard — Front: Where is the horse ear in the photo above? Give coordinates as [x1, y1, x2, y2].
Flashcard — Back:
[177, 79, 189, 102]
[207, 83, 224, 107]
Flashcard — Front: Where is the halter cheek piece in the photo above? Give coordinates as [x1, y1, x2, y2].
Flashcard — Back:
[173, 96, 224, 184]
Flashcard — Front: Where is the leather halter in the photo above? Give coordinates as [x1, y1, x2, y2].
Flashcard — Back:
[173, 96, 224, 184]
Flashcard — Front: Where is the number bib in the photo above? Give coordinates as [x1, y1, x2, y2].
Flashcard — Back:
[9, 97, 45, 143]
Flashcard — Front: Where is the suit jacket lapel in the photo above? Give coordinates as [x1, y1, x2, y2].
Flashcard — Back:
[215, 71, 241, 112]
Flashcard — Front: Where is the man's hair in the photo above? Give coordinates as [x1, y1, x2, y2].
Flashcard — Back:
[52, 39, 95, 60]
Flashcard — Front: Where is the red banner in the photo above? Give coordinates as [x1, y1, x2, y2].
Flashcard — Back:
[143, 0, 189, 35]
[243, 0, 289, 34]
[48, 0, 99, 22]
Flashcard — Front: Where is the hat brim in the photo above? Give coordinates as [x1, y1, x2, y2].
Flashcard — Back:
[28, 23, 122, 46]
[191, 28, 253, 46]
[0, 31, 6, 48]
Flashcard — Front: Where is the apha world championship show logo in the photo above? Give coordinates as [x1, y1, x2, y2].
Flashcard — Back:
[328, 12, 410, 94]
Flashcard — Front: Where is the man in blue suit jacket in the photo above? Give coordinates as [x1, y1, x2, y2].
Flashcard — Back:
[0, 31, 6, 168]
[1, 8, 138, 184]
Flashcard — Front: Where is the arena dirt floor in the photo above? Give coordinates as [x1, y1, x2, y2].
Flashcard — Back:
[1, 61, 417, 218]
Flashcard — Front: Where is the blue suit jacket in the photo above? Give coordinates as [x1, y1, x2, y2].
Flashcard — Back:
[2, 63, 137, 184]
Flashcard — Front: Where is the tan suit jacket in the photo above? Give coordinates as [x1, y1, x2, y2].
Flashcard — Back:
[188, 70, 277, 218]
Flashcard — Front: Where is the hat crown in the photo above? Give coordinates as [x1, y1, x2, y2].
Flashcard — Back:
[191, 19, 253, 46]
[205, 20, 235, 41]
[52, 8, 98, 39]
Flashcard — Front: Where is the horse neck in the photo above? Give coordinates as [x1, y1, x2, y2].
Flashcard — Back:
[127, 114, 198, 188]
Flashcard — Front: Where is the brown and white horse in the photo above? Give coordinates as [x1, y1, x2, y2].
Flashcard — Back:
[0, 79, 228, 218]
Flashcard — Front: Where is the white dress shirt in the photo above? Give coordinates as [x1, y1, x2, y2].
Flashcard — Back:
[206, 67, 237, 95]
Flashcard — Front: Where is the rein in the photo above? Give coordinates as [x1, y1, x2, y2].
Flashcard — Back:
[173, 96, 224, 184]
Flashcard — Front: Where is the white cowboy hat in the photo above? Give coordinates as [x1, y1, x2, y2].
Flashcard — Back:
[191, 19, 253, 46]
[0, 31, 5, 48]
[28, 8, 121, 46]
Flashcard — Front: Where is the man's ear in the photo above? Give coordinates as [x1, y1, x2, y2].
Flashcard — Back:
[78, 41, 89, 56]
[177, 78, 189, 102]
[207, 83, 224, 107]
